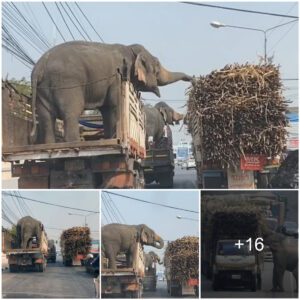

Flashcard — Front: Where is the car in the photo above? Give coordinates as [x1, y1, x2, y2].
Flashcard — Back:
[85, 253, 99, 277]
[186, 158, 196, 170]
[276, 221, 298, 238]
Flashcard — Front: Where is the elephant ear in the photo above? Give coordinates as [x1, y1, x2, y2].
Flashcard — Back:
[159, 107, 168, 123]
[135, 53, 147, 85]
[140, 227, 148, 243]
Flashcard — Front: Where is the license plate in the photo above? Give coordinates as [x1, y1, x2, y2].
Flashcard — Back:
[231, 274, 241, 279]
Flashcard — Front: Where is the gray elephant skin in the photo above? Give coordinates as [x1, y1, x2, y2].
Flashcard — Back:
[263, 230, 298, 292]
[144, 101, 184, 147]
[30, 41, 192, 143]
[102, 223, 164, 269]
[144, 251, 162, 271]
[16, 216, 44, 249]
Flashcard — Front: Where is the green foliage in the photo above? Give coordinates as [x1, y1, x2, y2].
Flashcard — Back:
[9, 77, 32, 97]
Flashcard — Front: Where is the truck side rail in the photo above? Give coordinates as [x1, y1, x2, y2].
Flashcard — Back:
[3, 139, 122, 161]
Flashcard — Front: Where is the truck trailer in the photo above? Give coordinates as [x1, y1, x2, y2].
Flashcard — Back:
[2, 78, 146, 189]
[6, 230, 48, 272]
[101, 242, 145, 298]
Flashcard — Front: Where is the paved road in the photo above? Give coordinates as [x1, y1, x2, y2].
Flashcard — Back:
[2, 260, 97, 298]
[146, 166, 197, 189]
[143, 280, 197, 298]
[201, 261, 298, 298]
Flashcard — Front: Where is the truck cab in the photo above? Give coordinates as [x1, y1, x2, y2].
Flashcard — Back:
[213, 239, 261, 291]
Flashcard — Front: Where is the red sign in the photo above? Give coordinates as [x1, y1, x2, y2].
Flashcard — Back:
[240, 155, 267, 171]
[187, 278, 199, 286]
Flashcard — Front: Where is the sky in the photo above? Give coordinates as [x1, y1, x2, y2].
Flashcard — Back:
[2, 1, 299, 144]
[101, 190, 199, 271]
[2, 191, 100, 244]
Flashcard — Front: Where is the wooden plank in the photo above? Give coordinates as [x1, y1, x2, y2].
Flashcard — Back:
[3, 139, 120, 153]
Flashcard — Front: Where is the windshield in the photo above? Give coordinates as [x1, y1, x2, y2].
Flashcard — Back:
[217, 241, 252, 256]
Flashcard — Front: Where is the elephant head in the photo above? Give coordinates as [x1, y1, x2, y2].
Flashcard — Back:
[130, 44, 192, 97]
[155, 101, 184, 125]
[148, 251, 163, 265]
[138, 224, 164, 249]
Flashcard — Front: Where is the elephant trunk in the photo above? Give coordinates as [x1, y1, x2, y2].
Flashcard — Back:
[157, 65, 192, 86]
[154, 235, 164, 249]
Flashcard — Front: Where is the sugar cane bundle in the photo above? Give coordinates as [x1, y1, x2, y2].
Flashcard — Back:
[164, 236, 199, 281]
[60, 226, 91, 258]
[187, 64, 289, 168]
[202, 196, 265, 239]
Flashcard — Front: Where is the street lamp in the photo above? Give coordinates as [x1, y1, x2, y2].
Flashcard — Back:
[176, 215, 198, 222]
[210, 19, 298, 63]
[68, 212, 97, 226]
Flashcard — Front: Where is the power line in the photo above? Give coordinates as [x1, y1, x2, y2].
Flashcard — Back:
[42, 2, 66, 42]
[268, 22, 298, 54]
[65, 2, 92, 41]
[105, 191, 199, 214]
[106, 193, 127, 224]
[102, 193, 121, 223]
[55, 2, 75, 40]
[75, 2, 105, 42]
[2, 192, 100, 214]
[182, 2, 299, 19]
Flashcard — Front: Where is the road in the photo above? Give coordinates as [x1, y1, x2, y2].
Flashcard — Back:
[146, 166, 197, 189]
[201, 261, 298, 298]
[143, 280, 197, 298]
[2, 260, 97, 298]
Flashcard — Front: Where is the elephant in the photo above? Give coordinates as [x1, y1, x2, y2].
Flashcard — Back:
[144, 101, 184, 148]
[144, 251, 163, 271]
[101, 223, 164, 269]
[16, 216, 44, 249]
[263, 229, 298, 292]
[30, 41, 192, 143]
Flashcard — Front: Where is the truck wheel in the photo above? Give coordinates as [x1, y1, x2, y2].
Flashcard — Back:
[9, 264, 18, 272]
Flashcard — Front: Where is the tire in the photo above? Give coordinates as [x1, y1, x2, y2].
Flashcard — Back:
[9, 264, 18, 273]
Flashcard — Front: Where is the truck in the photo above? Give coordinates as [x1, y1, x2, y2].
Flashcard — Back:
[60, 227, 91, 266]
[201, 197, 264, 291]
[101, 242, 145, 298]
[142, 125, 175, 187]
[164, 237, 199, 297]
[46, 239, 56, 263]
[2, 78, 146, 189]
[6, 229, 48, 272]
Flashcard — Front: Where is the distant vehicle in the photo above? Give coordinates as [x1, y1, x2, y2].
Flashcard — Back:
[186, 157, 196, 170]
[276, 221, 298, 238]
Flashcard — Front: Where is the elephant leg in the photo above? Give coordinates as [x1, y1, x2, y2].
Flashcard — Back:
[104, 244, 117, 269]
[292, 267, 298, 292]
[56, 89, 84, 142]
[272, 265, 285, 292]
[36, 98, 56, 144]
[101, 106, 117, 139]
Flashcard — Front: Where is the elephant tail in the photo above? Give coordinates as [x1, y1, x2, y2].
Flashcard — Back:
[30, 75, 37, 139]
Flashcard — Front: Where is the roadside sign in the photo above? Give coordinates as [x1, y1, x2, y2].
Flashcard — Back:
[240, 155, 267, 171]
